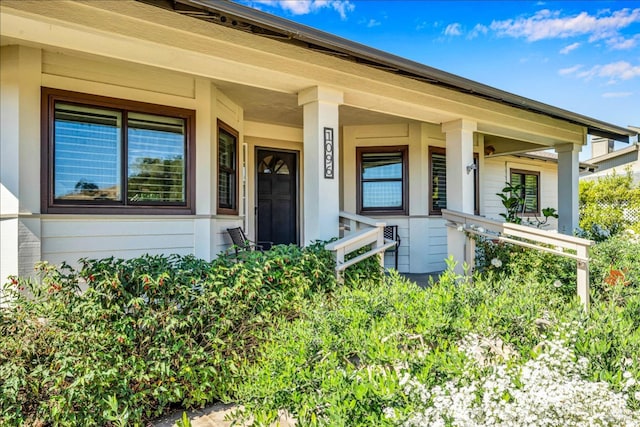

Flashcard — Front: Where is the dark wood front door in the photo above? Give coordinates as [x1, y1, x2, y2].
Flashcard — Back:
[256, 149, 298, 246]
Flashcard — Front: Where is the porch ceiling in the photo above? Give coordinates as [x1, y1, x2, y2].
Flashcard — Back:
[214, 80, 415, 128]
[482, 134, 548, 157]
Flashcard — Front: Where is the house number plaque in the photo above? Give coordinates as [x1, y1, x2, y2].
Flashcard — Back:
[324, 127, 334, 179]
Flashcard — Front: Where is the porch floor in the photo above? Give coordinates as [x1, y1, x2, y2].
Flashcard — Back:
[397, 272, 442, 288]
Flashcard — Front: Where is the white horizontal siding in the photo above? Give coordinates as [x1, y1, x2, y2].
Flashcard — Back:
[213, 218, 244, 255]
[18, 219, 41, 277]
[42, 51, 195, 98]
[42, 219, 194, 238]
[425, 217, 448, 272]
[381, 218, 409, 272]
[41, 218, 195, 268]
[482, 156, 558, 229]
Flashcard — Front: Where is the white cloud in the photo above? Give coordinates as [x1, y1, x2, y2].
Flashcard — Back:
[602, 91, 634, 98]
[249, 0, 355, 19]
[444, 23, 462, 36]
[366, 19, 381, 28]
[416, 21, 430, 31]
[489, 8, 640, 42]
[558, 64, 583, 75]
[606, 34, 640, 50]
[468, 24, 488, 39]
[559, 42, 581, 54]
[577, 61, 640, 83]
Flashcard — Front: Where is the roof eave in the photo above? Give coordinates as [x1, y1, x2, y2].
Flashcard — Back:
[148, 0, 637, 142]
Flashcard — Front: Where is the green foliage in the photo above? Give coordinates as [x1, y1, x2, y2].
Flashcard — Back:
[474, 237, 577, 296]
[497, 181, 558, 227]
[474, 229, 640, 300]
[3, 233, 639, 425]
[497, 181, 525, 224]
[0, 241, 379, 426]
[176, 411, 192, 427]
[233, 245, 640, 425]
[128, 157, 184, 202]
[579, 171, 640, 240]
[232, 259, 577, 425]
[589, 231, 640, 295]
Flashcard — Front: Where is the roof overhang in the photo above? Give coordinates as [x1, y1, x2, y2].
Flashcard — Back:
[141, 0, 637, 143]
[589, 142, 640, 164]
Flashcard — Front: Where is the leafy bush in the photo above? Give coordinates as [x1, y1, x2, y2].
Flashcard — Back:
[233, 253, 640, 426]
[0, 242, 383, 426]
[474, 229, 640, 300]
[589, 230, 640, 294]
[579, 171, 640, 240]
[473, 237, 576, 297]
[232, 259, 581, 425]
[3, 233, 639, 426]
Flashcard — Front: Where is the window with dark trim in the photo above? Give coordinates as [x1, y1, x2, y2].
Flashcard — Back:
[41, 88, 195, 214]
[429, 148, 480, 215]
[217, 120, 239, 215]
[510, 169, 540, 215]
[356, 146, 408, 215]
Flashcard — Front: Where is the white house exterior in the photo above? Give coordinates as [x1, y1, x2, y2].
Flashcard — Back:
[582, 131, 640, 183]
[1, 0, 636, 287]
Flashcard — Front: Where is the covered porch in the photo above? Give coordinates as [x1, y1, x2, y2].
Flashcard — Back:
[1, 0, 634, 284]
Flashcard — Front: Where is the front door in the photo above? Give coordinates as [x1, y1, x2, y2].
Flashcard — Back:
[256, 149, 298, 246]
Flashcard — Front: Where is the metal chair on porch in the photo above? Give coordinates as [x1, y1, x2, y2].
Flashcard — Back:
[384, 225, 401, 270]
[226, 227, 272, 256]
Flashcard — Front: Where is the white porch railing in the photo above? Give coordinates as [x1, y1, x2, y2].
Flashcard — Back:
[442, 209, 595, 311]
[325, 211, 397, 278]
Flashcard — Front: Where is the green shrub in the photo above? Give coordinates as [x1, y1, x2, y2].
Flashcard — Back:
[473, 237, 577, 297]
[589, 231, 640, 294]
[3, 235, 638, 426]
[579, 171, 640, 240]
[233, 251, 640, 425]
[0, 242, 359, 426]
[474, 230, 640, 301]
[232, 258, 581, 425]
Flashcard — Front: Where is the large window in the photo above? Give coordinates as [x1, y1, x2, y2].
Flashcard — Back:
[429, 148, 479, 215]
[356, 146, 408, 215]
[42, 88, 195, 214]
[510, 169, 540, 215]
[217, 121, 238, 215]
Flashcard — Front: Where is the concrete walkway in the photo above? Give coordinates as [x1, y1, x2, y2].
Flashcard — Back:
[153, 403, 296, 427]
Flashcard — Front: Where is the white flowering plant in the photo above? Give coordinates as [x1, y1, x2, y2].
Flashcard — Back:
[394, 330, 640, 426]
[233, 252, 640, 425]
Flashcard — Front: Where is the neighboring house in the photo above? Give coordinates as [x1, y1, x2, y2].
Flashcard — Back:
[1, 0, 636, 287]
[582, 128, 640, 183]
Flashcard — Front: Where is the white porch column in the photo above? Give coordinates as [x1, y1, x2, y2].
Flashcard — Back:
[298, 86, 343, 245]
[442, 119, 477, 273]
[1, 46, 41, 296]
[555, 143, 581, 235]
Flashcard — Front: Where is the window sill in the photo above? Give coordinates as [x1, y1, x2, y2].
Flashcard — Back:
[42, 205, 195, 215]
[358, 210, 408, 217]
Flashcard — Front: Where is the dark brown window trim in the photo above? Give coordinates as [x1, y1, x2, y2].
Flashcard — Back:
[356, 145, 409, 216]
[216, 120, 239, 216]
[41, 87, 196, 215]
[510, 168, 541, 216]
[429, 148, 480, 216]
[429, 146, 446, 216]
[473, 152, 480, 216]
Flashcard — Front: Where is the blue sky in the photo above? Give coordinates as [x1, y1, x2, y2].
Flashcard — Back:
[236, 1, 639, 156]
